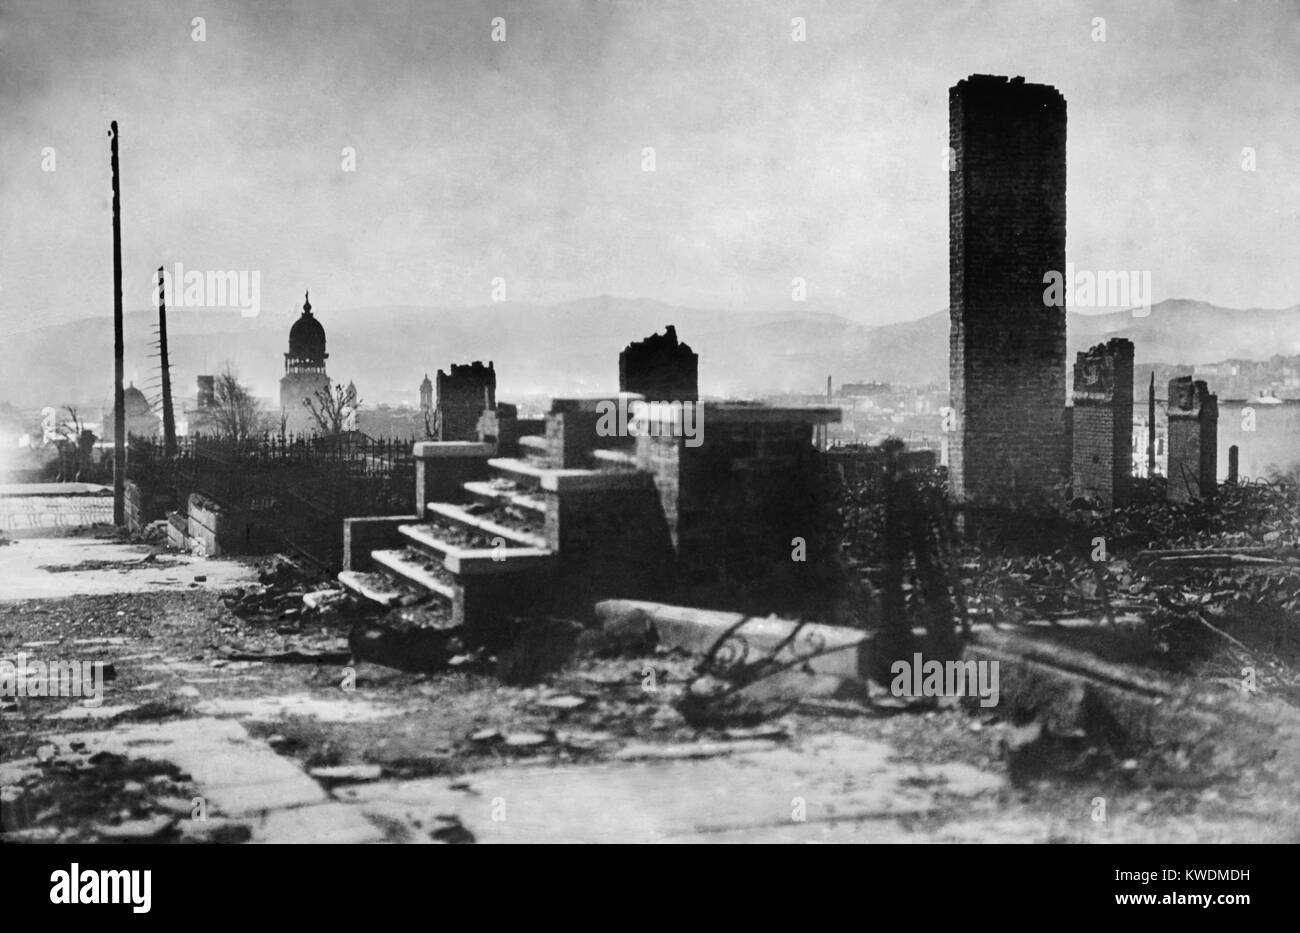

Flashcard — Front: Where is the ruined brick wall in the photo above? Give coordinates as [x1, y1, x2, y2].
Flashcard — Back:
[549, 484, 674, 602]
[436, 361, 495, 441]
[641, 418, 829, 587]
[619, 326, 699, 402]
[949, 75, 1067, 505]
[1167, 377, 1218, 501]
[1071, 338, 1134, 507]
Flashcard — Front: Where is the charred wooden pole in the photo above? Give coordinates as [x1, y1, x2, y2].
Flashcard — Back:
[157, 266, 177, 457]
[110, 121, 125, 525]
[1147, 372, 1156, 477]
[824, 374, 832, 451]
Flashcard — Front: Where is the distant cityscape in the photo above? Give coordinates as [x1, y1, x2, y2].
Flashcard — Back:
[6, 335, 1300, 484]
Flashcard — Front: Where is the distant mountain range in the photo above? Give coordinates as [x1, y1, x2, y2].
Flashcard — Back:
[3, 296, 1299, 410]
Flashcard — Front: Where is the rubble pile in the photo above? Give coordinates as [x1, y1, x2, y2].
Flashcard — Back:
[216, 556, 355, 664]
[0, 749, 247, 844]
[838, 470, 1300, 697]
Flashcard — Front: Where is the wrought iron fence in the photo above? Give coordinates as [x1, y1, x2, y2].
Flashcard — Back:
[128, 433, 416, 567]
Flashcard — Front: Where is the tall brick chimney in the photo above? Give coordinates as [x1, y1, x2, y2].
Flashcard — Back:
[948, 75, 1068, 505]
[1167, 376, 1218, 502]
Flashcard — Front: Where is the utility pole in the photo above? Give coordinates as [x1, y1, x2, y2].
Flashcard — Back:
[1147, 372, 1156, 477]
[157, 266, 177, 457]
[110, 121, 125, 526]
[821, 374, 832, 451]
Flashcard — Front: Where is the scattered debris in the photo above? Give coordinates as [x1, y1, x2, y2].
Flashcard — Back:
[216, 637, 351, 665]
[613, 739, 780, 761]
[496, 618, 583, 685]
[303, 588, 347, 612]
[308, 764, 383, 783]
[536, 694, 589, 711]
[45, 704, 137, 721]
[37, 553, 181, 573]
[722, 723, 789, 742]
[94, 815, 177, 841]
[503, 732, 549, 749]
[348, 607, 460, 673]
[429, 814, 474, 844]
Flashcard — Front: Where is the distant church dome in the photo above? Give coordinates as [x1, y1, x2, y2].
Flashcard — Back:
[286, 291, 328, 372]
[123, 382, 151, 417]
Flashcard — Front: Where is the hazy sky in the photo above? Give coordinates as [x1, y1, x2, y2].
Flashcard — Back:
[3, 0, 1299, 333]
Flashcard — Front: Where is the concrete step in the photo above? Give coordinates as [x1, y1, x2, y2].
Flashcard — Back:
[488, 457, 651, 493]
[488, 457, 550, 488]
[370, 548, 456, 601]
[591, 448, 638, 471]
[337, 569, 425, 608]
[518, 434, 550, 456]
[423, 502, 548, 550]
[399, 521, 553, 576]
[462, 479, 547, 516]
[399, 521, 506, 559]
[471, 499, 547, 544]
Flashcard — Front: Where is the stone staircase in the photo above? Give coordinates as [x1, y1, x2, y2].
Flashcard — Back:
[338, 398, 669, 643]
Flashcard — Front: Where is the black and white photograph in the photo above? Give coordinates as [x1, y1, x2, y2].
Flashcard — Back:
[0, 0, 1294, 881]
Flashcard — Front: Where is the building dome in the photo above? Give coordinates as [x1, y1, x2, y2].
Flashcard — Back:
[286, 291, 328, 372]
[123, 382, 151, 417]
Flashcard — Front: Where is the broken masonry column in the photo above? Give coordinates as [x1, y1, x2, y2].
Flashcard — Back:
[619, 325, 699, 402]
[1166, 376, 1218, 502]
[1070, 338, 1134, 508]
[435, 361, 496, 441]
[948, 75, 1068, 506]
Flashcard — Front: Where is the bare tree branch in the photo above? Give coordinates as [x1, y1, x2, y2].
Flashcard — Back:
[212, 365, 265, 441]
[303, 382, 361, 436]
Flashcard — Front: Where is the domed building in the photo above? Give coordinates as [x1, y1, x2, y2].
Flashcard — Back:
[279, 292, 332, 435]
[101, 382, 159, 441]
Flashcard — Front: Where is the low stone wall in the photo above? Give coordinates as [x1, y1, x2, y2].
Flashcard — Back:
[166, 510, 188, 550]
[186, 493, 251, 558]
[124, 480, 176, 533]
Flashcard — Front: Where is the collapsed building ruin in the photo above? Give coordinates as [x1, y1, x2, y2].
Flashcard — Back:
[434, 361, 495, 441]
[618, 325, 699, 402]
[1071, 338, 1135, 508]
[1167, 376, 1218, 502]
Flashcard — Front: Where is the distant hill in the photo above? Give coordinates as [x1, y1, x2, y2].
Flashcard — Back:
[3, 296, 1298, 410]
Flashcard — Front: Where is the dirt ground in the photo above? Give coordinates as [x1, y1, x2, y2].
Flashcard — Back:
[3, 525, 1297, 842]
